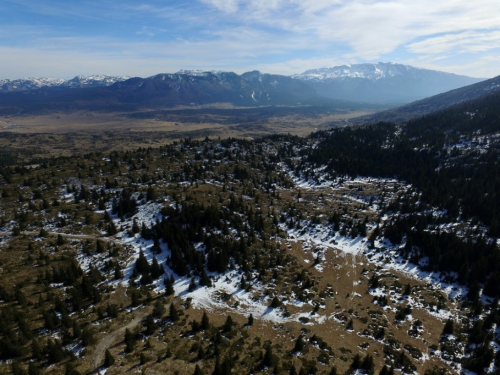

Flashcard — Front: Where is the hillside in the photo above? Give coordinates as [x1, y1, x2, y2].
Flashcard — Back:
[355, 74, 500, 124]
[1, 87, 500, 374]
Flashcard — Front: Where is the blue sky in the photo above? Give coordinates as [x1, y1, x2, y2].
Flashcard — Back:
[1, 0, 499, 79]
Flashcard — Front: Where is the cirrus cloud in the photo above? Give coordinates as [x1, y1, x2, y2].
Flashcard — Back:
[0, 0, 499, 78]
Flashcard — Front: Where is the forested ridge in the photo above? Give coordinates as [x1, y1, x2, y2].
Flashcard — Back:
[303, 93, 500, 296]
[0, 92, 500, 374]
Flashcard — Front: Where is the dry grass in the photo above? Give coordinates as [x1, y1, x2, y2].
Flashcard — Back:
[0, 108, 374, 163]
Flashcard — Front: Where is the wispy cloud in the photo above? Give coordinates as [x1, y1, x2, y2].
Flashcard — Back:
[408, 31, 500, 55]
[1, 0, 500, 78]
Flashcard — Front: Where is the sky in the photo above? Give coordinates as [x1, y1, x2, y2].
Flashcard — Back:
[1, 0, 500, 80]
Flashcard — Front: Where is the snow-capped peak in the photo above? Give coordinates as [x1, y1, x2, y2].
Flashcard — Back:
[175, 69, 229, 78]
[293, 62, 417, 82]
[0, 75, 130, 93]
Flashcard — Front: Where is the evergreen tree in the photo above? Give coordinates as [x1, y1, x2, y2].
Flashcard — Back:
[346, 319, 353, 331]
[150, 257, 163, 279]
[104, 349, 115, 367]
[165, 276, 175, 296]
[144, 314, 156, 335]
[223, 315, 233, 332]
[293, 335, 305, 352]
[361, 354, 375, 374]
[114, 264, 123, 280]
[442, 319, 454, 335]
[169, 303, 179, 322]
[201, 311, 210, 330]
[212, 356, 222, 375]
[124, 328, 136, 353]
[270, 296, 282, 308]
[152, 300, 165, 318]
[262, 344, 275, 368]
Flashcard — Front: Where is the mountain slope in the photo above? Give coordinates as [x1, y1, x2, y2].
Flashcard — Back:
[0, 64, 486, 114]
[294, 62, 484, 104]
[0, 71, 322, 114]
[355, 74, 500, 123]
[0, 75, 128, 93]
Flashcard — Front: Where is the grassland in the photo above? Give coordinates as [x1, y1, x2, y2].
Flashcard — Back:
[0, 107, 374, 164]
[0, 135, 468, 375]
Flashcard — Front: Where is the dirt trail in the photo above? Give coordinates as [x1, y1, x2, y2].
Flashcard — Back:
[91, 305, 153, 371]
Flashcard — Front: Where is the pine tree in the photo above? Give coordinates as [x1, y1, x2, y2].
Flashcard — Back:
[201, 311, 210, 330]
[293, 335, 305, 352]
[165, 276, 175, 296]
[263, 344, 275, 368]
[57, 234, 66, 246]
[124, 328, 136, 353]
[169, 303, 179, 322]
[442, 319, 454, 335]
[152, 300, 165, 318]
[114, 264, 123, 280]
[104, 349, 115, 367]
[150, 257, 163, 279]
[247, 314, 254, 326]
[147, 186, 156, 201]
[361, 354, 375, 374]
[189, 277, 197, 292]
[346, 319, 353, 331]
[144, 314, 156, 335]
[223, 315, 233, 332]
[212, 356, 222, 375]
[270, 296, 281, 308]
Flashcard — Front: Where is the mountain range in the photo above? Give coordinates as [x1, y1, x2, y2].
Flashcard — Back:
[0, 75, 129, 93]
[293, 62, 483, 104]
[0, 63, 491, 116]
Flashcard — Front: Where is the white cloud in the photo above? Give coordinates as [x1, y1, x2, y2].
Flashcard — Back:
[199, 0, 500, 60]
[2, 0, 500, 78]
[200, 0, 240, 14]
[408, 31, 500, 55]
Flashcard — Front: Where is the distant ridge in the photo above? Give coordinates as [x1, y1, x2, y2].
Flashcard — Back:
[354, 74, 500, 124]
[0, 64, 486, 114]
[0, 75, 130, 93]
[293, 62, 484, 104]
[0, 70, 324, 114]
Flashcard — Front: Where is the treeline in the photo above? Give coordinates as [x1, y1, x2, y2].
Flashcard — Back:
[304, 94, 500, 295]
[308, 93, 500, 235]
[382, 214, 500, 296]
